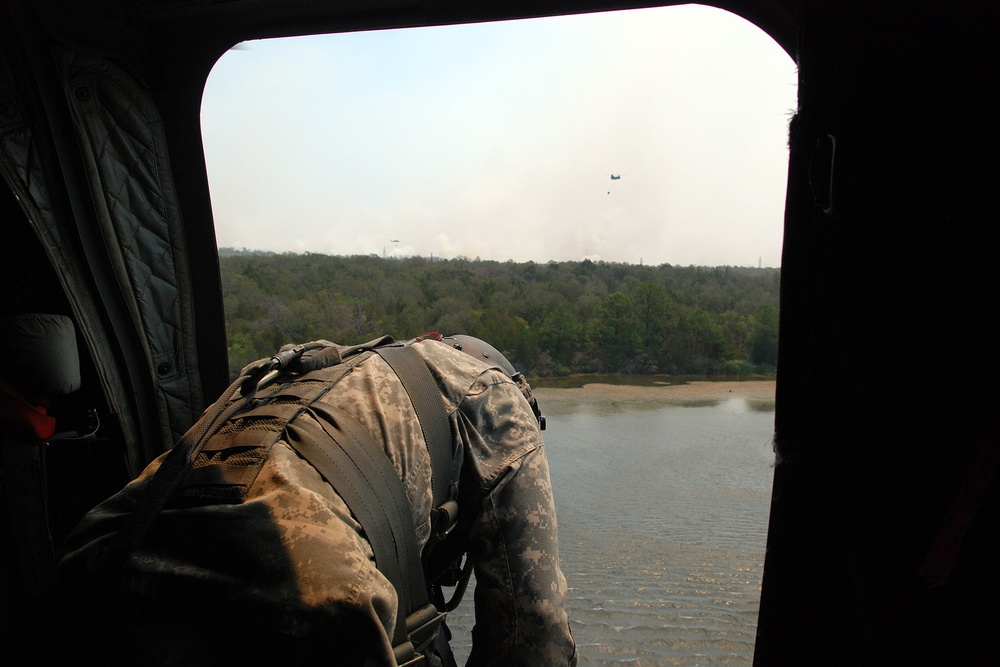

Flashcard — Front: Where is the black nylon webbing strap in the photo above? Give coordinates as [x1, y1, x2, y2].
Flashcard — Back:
[99, 372, 256, 567]
[100, 360, 360, 574]
[286, 404, 427, 653]
[375, 344, 453, 507]
[308, 402, 427, 609]
[176, 398, 325, 500]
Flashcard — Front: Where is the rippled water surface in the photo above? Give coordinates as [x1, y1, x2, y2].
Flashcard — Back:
[448, 393, 776, 666]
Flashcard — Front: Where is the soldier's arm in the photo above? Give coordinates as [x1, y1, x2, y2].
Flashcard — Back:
[466, 445, 577, 666]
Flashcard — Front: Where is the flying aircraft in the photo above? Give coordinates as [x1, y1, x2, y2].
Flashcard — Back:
[608, 174, 623, 193]
[1, 2, 997, 665]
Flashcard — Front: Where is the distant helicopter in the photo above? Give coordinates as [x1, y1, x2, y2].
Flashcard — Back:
[608, 173, 622, 194]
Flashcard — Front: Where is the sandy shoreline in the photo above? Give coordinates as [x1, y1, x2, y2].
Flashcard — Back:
[533, 379, 776, 406]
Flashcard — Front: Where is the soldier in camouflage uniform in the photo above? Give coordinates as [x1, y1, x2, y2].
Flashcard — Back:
[48, 336, 577, 666]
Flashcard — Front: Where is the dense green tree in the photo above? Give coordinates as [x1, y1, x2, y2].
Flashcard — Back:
[218, 249, 779, 378]
[591, 292, 642, 372]
[749, 304, 780, 367]
[629, 281, 676, 361]
[669, 309, 726, 374]
[718, 310, 752, 362]
[538, 302, 584, 372]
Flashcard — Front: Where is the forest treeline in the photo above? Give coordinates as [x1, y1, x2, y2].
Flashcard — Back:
[220, 249, 780, 380]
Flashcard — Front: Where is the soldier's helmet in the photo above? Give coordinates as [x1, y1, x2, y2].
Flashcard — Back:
[439, 334, 520, 380]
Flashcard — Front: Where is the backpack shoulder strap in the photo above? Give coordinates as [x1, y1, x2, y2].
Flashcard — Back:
[287, 403, 442, 664]
[374, 343, 454, 508]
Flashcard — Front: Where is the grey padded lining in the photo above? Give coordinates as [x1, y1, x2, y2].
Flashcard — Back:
[61, 51, 203, 444]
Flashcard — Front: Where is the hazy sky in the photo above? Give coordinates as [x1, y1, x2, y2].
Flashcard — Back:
[201, 4, 797, 267]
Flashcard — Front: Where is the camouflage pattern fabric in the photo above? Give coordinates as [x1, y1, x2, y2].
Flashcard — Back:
[51, 337, 577, 666]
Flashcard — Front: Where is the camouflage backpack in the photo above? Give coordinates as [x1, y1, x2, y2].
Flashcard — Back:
[43, 335, 537, 666]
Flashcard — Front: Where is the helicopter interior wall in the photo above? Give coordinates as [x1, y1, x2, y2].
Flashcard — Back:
[0, 181, 131, 648]
[756, 4, 1000, 664]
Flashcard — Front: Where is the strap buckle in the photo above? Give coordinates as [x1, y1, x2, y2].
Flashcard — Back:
[393, 602, 447, 666]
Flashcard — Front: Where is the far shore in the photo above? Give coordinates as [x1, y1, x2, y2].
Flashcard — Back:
[532, 378, 776, 407]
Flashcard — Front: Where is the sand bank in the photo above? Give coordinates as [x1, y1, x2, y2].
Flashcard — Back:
[533, 379, 776, 407]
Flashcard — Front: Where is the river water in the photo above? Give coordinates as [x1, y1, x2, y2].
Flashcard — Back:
[447, 386, 777, 666]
